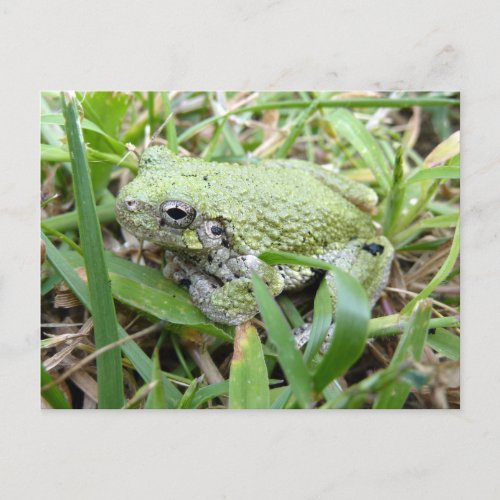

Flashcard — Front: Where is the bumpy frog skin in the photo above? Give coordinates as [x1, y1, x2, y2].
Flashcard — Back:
[116, 146, 394, 332]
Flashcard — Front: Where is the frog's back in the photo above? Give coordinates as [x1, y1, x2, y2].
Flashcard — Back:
[137, 148, 376, 256]
[198, 160, 376, 256]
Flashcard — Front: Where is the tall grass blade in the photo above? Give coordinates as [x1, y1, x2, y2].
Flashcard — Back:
[252, 274, 313, 408]
[61, 92, 124, 408]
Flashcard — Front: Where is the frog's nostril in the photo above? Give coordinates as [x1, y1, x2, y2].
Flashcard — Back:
[166, 207, 187, 220]
[124, 199, 139, 211]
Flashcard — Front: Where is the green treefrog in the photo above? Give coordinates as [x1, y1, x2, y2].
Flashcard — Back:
[116, 146, 394, 344]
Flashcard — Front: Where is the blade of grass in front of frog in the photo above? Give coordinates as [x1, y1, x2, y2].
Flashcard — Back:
[252, 274, 313, 408]
[61, 92, 124, 409]
[325, 108, 392, 194]
[258, 251, 370, 394]
[401, 221, 460, 315]
[303, 278, 332, 364]
[41, 365, 70, 409]
[41, 234, 182, 407]
[373, 299, 432, 409]
[229, 323, 270, 409]
[313, 266, 370, 393]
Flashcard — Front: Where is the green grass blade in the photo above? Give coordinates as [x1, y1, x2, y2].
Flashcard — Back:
[323, 360, 428, 409]
[275, 101, 318, 158]
[41, 144, 138, 172]
[229, 323, 270, 409]
[177, 377, 203, 409]
[235, 97, 459, 114]
[161, 92, 179, 153]
[326, 109, 392, 193]
[383, 147, 406, 236]
[368, 313, 458, 338]
[41, 114, 125, 151]
[313, 266, 370, 393]
[374, 299, 432, 409]
[271, 386, 293, 409]
[190, 381, 229, 409]
[61, 92, 124, 408]
[393, 213, 458, 247]
[42, 203, 116, 233]
[42, 233, 182, 407]
[405, 166, 460, 184]
[222, 120, 246, 157]
[426, 328, 460, 360]
[277, 295, 305, 329]
[41, 365, 70, 409]
[401, 221, 460, 314]
[252, 274, 313, 408]
[145, 338, 168, 409]
[303, 278, 332, 363]
[258, 250, 370, 393]
[424, 131, 460, 167]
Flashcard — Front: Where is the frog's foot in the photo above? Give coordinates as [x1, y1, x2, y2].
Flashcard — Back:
[164, 252, 285, 326]
[293, 323, 334, 352]
[319, 235, 394, 309]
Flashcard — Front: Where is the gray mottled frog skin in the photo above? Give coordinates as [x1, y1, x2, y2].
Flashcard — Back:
[116, 146, 394, 330]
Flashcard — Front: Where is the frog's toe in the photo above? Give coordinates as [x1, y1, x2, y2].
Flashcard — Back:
[292, 323, 334, 352]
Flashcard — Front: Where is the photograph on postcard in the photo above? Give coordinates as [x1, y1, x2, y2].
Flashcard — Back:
[40, 91, 460, 409]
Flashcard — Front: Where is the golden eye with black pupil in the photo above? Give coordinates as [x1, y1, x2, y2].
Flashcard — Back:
[159, 200, 196, 228]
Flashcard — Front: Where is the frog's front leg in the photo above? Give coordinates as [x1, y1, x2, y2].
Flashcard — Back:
[164, 252, 285, 325]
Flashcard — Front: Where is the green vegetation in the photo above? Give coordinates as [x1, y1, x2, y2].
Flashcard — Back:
[41, 91, 460, 409]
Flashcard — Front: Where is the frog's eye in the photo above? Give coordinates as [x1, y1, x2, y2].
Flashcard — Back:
[205, 220, 224, 239]
[159, 200, 197, 228]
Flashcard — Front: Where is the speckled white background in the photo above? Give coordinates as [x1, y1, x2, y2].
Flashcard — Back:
[0, 0, 498, 498]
